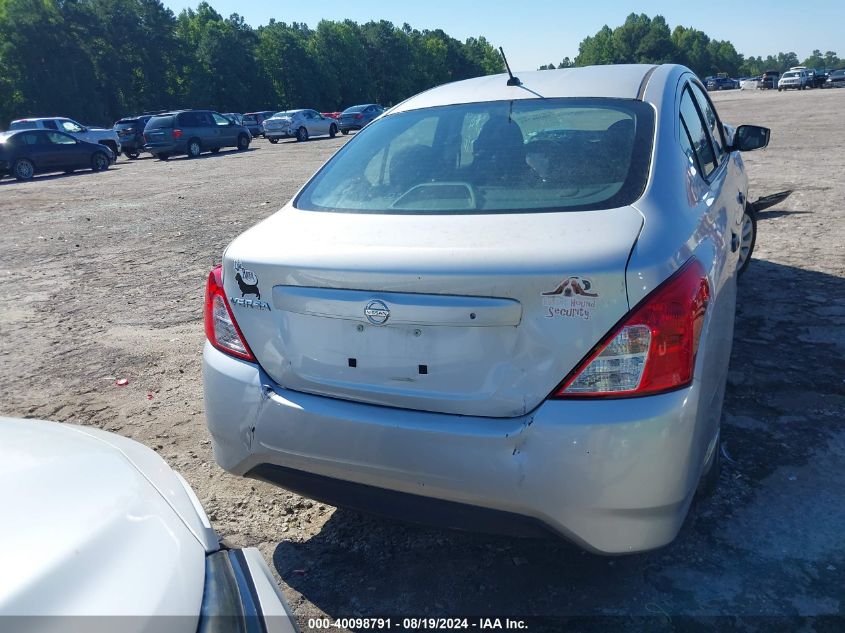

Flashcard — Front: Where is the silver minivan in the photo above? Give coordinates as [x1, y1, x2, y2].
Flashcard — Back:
[202, 64, 770, 554]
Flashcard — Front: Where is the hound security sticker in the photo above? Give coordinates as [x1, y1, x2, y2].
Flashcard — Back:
[542, 277, 597, 320]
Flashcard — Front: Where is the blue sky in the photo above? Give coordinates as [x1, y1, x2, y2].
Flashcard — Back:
[164, 0, 844, 71]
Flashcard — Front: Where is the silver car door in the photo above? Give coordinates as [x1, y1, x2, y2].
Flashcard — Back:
[678, 79, 736, 439]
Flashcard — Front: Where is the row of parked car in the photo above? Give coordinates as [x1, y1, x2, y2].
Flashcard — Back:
[713, 67, 845, 92]
[0, 103, 386, 180]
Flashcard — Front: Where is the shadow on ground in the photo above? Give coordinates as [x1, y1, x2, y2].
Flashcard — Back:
[273, 259, 845, 628]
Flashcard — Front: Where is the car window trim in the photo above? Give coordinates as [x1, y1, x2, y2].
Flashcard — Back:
[688, 79, 728, 163]
[680, 85, 718, 180]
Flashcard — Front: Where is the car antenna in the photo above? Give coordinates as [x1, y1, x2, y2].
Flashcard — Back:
[499, 47, 522, 86]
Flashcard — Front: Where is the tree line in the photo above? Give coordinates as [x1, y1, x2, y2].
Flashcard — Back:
[540, 13, 842, 79]
[0, 0, 503, 127]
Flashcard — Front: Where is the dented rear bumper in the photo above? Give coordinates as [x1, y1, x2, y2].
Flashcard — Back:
[203, 342, 707, 554]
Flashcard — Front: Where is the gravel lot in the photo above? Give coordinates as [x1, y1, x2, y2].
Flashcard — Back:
[1, 88, 843, 631]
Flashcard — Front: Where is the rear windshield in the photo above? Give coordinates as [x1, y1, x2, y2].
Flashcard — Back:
[295, 98, 655, 215]
[243, 115, 258, 123]
[9, 121, 37, 130]
[115, 119, 140, 129]
[146, 115, 175, 129]
[343, 105, 369, 114]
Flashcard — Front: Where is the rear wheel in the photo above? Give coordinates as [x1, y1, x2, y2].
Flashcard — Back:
[91, 151, 110, 172]
[237, 134, 250, 150]
[268, 138, 279, 144]
[124, 150, 140, 159]
[737, 206, 757, 275]
[341, 129, 349, 135]
[157, 153, 170, 161]
[296, 126, 308, 142]
[329, 123, 338, 138]
[12, 158, 34, 181]
[187, 139, 202, 158]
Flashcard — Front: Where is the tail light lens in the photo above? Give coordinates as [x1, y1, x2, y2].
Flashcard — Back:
[172, 128, 183, 139]
[204, 266, 255, 362]
[354, 113, 364, 120]
[553, 258, 710, 398]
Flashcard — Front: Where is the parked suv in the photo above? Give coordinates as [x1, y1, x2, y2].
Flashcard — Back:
[113, 115, 156, 159]
[242, 111, 276, 138]
[778, 69, 810, 90]
[338, 104, 385, 134]
[142, 110, 251, 160]
[9, 117, 120, 157]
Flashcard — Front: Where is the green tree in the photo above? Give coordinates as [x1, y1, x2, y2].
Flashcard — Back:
[574, 25, 616, 66]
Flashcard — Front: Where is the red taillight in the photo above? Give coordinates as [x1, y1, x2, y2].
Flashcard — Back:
[204, 266, 256, 362]
[354, 113, 364, 120]
[553, 258, 710, 398]
[172, 128, 183, 139]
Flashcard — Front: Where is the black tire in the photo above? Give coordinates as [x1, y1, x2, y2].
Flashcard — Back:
[12, 158, 35, 181]
[737, 205, 758, 276]
[329, 123, 338, 138]
[296, 126, 308, 142]
[696, 432, 721, 498]
[91, 151, 110, 172]
[187, 139, 202, 158]
[237, 134, 250, 151]
[157, 153, 170, 161]
[268, 138, 279, 144]
[210, 147, 221, 154]
[124, 150, 140, 160]
[341, 129, 349, 135]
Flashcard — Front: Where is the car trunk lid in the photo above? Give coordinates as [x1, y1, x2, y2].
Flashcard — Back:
[223, 205, 642, 417]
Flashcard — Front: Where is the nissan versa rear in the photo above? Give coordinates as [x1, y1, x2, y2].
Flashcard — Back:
[203, 64, 770, 554]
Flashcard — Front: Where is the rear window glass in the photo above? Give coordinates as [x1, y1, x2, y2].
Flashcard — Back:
[9, 121, 36, 130]
[296, 98, 654, 215]
[243, 115, 258, 123]
[146, 115, 175, 129]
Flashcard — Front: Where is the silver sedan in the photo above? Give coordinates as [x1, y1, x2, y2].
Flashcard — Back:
[203, 64, 770, 554]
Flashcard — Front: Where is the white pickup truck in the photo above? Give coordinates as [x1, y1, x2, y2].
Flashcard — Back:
[9, 117, 121, 157]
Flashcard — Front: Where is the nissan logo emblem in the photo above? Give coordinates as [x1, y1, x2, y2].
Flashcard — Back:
[364, 299, 390, 325]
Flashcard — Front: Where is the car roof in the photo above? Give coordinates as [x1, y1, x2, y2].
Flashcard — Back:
[11, 117, 69, 123]
[390, 64, 661, 114]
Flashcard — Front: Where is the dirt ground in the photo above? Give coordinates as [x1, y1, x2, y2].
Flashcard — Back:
[1, 88, 843, 631]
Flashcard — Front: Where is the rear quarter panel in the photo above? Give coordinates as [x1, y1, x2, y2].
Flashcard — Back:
[629, 66, 742, 485]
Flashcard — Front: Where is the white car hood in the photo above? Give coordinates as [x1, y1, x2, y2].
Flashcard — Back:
[0, 418, 208, 619]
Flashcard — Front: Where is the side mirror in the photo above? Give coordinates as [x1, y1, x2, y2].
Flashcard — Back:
[731, 125, 770, 152]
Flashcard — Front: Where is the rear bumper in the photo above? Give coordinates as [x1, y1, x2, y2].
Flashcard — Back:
[144, 141, 185, 155]
[203, 343, 709, 554]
